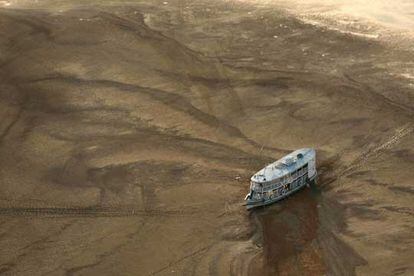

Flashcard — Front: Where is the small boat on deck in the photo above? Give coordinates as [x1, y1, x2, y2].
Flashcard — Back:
[245, 148, 317, 210]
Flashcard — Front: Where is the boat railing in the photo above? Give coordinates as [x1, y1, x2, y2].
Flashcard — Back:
[261, 170, 308, 191]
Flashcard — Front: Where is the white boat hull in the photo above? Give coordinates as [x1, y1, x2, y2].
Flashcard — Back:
[245, 174, 317, 210]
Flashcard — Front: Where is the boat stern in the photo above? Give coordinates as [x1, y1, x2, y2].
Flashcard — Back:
[245, 198, 265, 210]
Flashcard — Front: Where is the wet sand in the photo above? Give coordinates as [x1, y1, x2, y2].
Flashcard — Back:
[0, 0, 413, 275]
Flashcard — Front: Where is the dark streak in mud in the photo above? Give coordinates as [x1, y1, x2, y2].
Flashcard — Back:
[248, 186, 326, 275]
[389, 186, 414, 195]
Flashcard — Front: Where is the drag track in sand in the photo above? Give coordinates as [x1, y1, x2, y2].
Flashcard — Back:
[0, 0, 413, 275]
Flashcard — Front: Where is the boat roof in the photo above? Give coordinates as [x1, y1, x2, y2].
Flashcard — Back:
[251, 148, 315, 183]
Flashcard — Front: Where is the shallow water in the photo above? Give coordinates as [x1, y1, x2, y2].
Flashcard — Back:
[251, 0, 414, 32]
[249, 186, 326, 275]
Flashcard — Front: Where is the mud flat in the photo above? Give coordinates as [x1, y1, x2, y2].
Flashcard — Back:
[0, 0, 413, 275]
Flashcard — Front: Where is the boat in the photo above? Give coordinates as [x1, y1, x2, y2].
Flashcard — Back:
[244, 148, 317, 210]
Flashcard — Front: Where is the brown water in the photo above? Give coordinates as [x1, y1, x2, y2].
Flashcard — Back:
[249, 187, 326, 275]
